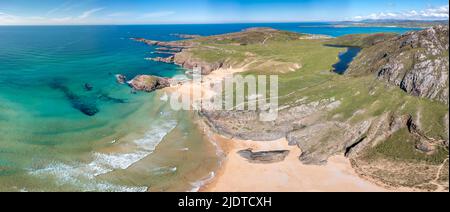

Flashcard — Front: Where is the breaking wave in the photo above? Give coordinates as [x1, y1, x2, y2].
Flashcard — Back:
[29, 118, 178, 192]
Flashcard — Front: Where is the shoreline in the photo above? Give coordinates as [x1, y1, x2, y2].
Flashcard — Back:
[197, 122, 391, 192]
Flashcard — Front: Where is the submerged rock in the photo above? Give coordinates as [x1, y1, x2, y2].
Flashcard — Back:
[97, 93, 127, 104]
[127, 75, 171, 92]
[70, 97, 99, 116]
[237, 148, 290, 164]
[84, 83, 93, 91]
[49, 81, 99, 116]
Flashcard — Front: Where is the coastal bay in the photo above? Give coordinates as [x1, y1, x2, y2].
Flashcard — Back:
[0, 24, 446, 192]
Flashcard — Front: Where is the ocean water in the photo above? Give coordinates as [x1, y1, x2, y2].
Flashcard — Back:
[0, 23, 420, 191]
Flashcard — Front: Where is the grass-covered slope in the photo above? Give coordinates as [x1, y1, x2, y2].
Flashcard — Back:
[325, 33, 397, 48]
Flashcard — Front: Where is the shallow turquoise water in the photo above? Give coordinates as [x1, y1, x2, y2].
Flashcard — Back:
[0, 24, 420, 191]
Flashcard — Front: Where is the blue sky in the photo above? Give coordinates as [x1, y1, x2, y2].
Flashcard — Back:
[0, 0, 448, 25]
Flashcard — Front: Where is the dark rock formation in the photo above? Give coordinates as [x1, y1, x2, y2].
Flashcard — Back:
[416, 141, 436, 153]
[147, 56, 175, 64]
[156, 47, 182, 52]
[84, 83, 93, 91]
[97, 93, 127, 104]
[237, 148, 290, 164]
[127, 75, 170, 92]
[115, 74, 127, 84]
[49, 80, 99, 116]
[347, 25, 449, 104]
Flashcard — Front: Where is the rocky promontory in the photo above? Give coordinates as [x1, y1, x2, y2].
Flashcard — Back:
[127, 75, 171, 92]
[131, 38, 195, 48]
[146, 56, 175, 64]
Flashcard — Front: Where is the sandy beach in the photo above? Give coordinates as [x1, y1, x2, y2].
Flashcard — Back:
[164, 67, 391, 192]
[199, 133, 389, 192]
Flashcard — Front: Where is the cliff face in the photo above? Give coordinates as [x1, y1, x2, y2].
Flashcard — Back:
[347, 26, 449, 104]
[173, 51, 229, 75]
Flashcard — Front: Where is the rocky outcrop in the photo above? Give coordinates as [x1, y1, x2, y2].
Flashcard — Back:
[170, 33, 202, 39]
[201, 95, 445, 165]
[156, 47, 182, 52]
[131, 38, 195, 48]
[127, 75, 170, 92]
[199, 98, 374, 165]
[347, 26, 449, 104]
[147, 56, 175, 64]
[238, 149, 290, 164]
[115, 74, 127, 84]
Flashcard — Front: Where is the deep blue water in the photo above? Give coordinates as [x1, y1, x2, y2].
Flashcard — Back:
[332, 47, 362, 74]
[0, 23, 420, 191]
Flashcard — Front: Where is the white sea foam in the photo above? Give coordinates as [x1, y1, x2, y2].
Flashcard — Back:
[189, 172, 215, 192]
[29, 118, 178, 192]
[171, 74, 189, 81]
[151, 166, 178, 175]
[160, 93, 169, 102]
[29, 163, 148, 192]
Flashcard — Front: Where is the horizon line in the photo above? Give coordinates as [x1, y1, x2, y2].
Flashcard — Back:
[0, 19, 448, 27]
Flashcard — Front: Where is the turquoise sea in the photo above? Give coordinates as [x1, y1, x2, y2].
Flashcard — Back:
[0, 23, 420, 191]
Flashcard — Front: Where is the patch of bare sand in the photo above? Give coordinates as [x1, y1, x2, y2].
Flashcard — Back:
[200, 134, 390, 192]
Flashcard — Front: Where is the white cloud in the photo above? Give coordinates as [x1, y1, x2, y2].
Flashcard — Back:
[0, 12, 19, 24]
[353, 4, 449, 20]
[107, 12, 130, 17]
[0, 7, 105, 25]
[140, 11, 176, 18]
[47, 1, 73, 15]
[78, 8, 104, 19]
